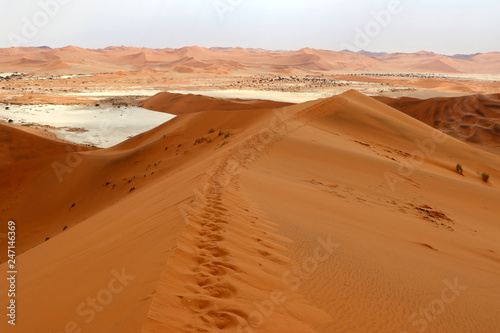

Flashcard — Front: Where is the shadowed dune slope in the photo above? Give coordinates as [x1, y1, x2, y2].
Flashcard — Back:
[0, 123, 91, 164]
[0, 104, 275, 260]
[0, 90, 499, 332]
[376, 93, 500, 153]
[0, 124, 96, 225]
[141, 91, 292, 115]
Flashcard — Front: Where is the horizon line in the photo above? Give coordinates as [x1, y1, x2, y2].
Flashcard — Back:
[1, 45, 499, 58]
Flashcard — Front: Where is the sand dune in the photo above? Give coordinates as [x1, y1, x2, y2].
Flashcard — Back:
[2, 46, 500, 74]
[1, 90, 499, 332]
[0, 123, 84, 165]
[0, 124, 96, 254]
[141, 91, 292, 115]
[377, 51, 463, 73]
[411, 59, 462, 73]
[376, 93, 500, 153]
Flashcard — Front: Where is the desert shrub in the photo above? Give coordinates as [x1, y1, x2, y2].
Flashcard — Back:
[208, 129, 215, 133]
[194, 137, 206, 145]
[481, 172, 490, 183]
[456, 164, 463, 175]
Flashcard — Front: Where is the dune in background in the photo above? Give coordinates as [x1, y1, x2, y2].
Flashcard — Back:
[141, 91, 292, 115]
[375, 93, 500, 154]
[3, 46, 500, 109]
[1, 90, 499, 332]
[1, 46, 500, 74]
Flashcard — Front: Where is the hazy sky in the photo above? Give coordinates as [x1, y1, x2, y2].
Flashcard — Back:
[0, 0, 499, 54]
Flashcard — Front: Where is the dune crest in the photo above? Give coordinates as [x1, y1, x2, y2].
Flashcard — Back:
[1, 90, 499, 332]
[141, 91, 293, 115]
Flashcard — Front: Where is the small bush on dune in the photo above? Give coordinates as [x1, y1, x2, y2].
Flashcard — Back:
[194, 137, 206, 145]
[456, 163, 463, 175]
[481, 172, 490, 183]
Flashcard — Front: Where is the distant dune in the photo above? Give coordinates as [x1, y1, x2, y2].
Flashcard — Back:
[1, 90, 499, 332]
[1, 46, 500, 74]
[376, 93, 500, 153]
[141, 91, 292, 115]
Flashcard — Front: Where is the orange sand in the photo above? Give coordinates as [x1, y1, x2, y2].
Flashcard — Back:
[0, 90, 499, 332]
[1, 46, 499, 74]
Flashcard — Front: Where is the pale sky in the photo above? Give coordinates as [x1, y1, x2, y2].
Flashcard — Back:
[0, 0, 499, 55]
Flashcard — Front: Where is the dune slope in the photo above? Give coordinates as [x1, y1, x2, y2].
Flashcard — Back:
[141, 92, 292, 115]
[1, 91, 499, 332]
[376, 93, 500, 153]
[240, 90, 500, 331]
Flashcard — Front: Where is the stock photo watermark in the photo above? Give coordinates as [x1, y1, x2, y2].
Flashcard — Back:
[213, 0, 243, 20]
[51, 145, 85, 182]
[7, 0, 73, 47]
[340, 0, 404, 52]
[6, 221, 17, 326]
[385, 129, 447, 192]
[402, 277, 468, 333]
[51, 268, 135, 333]
[51, 108, 131, 183]
[238, 235, 340, 332]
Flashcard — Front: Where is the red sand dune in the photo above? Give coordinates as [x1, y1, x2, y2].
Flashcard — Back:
[141, 92, 292, 115]
[376, 93, 500, 153]
[0, 91, 499, 332]
[1, 46, 500, 74]
[411, 59, 462, 73]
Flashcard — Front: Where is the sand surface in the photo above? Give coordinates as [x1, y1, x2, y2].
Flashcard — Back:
[1, 89, 499, 332]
